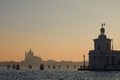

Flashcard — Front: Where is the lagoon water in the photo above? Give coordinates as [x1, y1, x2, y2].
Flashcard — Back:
[0, 68, 120, 80]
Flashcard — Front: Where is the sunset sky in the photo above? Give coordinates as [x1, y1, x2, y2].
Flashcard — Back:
[1, 0, 120, 62]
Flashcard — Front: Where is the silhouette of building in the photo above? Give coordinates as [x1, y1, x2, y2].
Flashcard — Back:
[21, 49, 42, 67]
[89, 23, 120, 70]
[25, 49, 42, 63]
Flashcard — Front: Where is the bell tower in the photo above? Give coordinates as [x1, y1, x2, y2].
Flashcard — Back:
[94, 23, 111, 51]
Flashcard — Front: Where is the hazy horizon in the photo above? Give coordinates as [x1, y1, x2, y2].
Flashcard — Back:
[1, 0, 120, 62]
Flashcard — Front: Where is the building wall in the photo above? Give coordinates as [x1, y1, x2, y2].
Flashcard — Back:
[89, 50, 120, 69]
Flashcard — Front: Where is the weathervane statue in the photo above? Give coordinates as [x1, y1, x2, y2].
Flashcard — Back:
[102, 23, 105, 28]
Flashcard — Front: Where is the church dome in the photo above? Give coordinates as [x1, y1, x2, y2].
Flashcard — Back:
[27, 49, 34, 57]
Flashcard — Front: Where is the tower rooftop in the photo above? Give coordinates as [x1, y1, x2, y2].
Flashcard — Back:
[100, 23, 105, 35]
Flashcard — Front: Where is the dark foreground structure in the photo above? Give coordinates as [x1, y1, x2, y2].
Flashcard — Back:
[79, 23, 120, 71]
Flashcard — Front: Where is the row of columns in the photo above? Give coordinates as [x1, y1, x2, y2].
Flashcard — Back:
[90, 55, 116, 69]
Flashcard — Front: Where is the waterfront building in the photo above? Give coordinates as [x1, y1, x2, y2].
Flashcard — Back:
[89, 23, 120, 69]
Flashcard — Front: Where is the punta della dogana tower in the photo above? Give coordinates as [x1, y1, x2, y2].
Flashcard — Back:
[89, 23, 120, 70]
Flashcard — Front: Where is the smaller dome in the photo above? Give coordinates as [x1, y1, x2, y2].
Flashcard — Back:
[100, 27, 105, 34]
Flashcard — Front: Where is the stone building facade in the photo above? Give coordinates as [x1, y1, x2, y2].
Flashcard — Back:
[89, 24, 120, 69]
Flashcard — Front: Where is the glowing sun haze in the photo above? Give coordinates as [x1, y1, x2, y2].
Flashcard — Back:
[0, 0, 120, 62]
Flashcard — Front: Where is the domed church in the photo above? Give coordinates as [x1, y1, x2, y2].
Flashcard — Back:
[89, 23, 120, 70]
[24, 49, 42, 63]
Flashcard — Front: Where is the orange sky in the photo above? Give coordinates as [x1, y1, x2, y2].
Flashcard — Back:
[1, 0, 120, 62]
